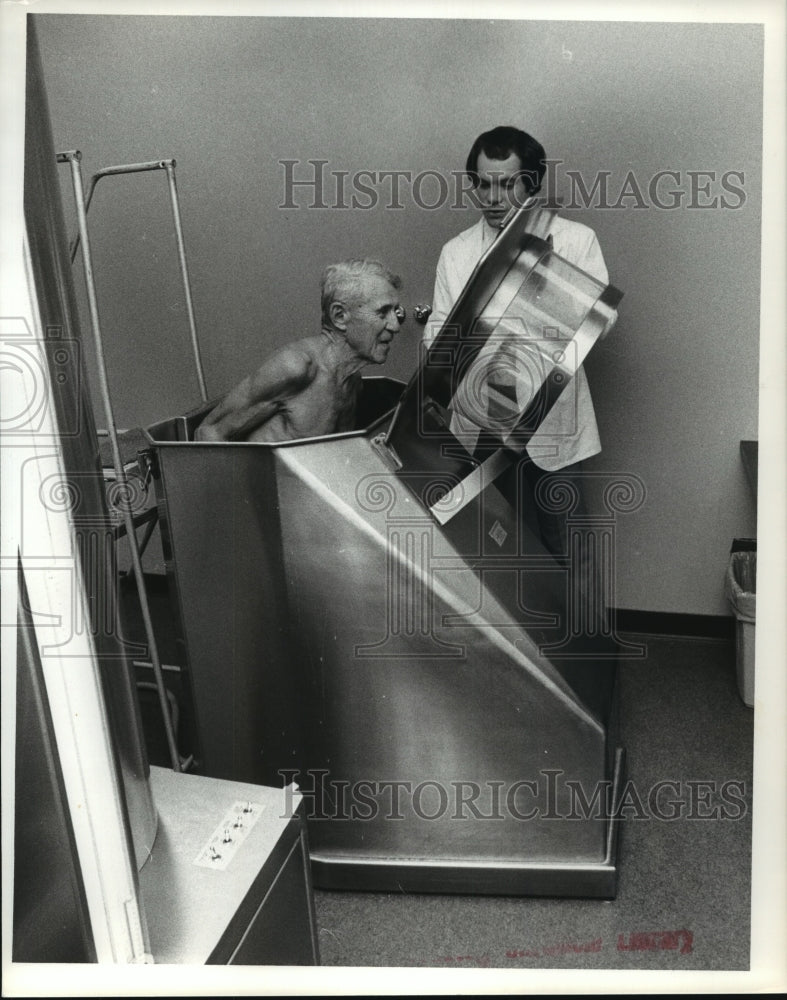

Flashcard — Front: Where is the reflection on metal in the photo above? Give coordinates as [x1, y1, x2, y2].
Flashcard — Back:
[143, 203, 626, 897]
[386, 204, 623, 496]
[428, 445, 512, 524]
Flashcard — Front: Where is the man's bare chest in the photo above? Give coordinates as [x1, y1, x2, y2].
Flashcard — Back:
[285, 370, 359, 434]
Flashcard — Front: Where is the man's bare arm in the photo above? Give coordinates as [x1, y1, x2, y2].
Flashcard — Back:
[195, 345, 317, 441]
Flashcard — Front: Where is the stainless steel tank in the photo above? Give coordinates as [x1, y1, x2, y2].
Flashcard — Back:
[145, 207, 626, 897]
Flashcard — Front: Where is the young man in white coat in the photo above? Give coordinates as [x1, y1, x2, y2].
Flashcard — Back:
[427, 126, 613, 630]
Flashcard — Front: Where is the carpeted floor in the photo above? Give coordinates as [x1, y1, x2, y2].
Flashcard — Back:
[311, 634, 753, 971]
[124, 578, 753, 972]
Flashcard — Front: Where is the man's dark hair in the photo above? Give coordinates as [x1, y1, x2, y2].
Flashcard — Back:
[465, 126, 546, 195]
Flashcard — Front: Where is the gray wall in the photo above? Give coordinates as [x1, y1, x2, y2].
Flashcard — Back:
[36, 14, 761, 616]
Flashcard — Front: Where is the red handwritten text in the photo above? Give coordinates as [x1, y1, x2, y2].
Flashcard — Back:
[617, 929, 693, 955]
[506, 937, 603, 959]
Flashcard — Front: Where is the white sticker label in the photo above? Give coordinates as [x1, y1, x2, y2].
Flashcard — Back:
[193, 800, 264, 871]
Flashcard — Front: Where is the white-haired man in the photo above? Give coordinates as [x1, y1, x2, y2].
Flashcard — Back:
[196, 259, 402, 442]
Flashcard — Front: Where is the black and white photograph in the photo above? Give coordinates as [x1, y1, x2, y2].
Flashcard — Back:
[2, 0, 785, 995]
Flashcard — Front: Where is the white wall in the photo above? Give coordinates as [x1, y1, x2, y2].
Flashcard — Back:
[36, 14, 761, 615]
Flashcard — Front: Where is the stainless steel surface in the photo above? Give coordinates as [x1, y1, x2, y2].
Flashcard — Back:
[272, 430, 616, 870]
[311, 748, 625, 897]
[140, 768, 318, 965]
[25, 28, 158, 872]
[142, 206, 625, 895]
[57, 148, 182, 775]
[385, 204, 622, 481]
[144, 419, 295, 785]
[144, 416, 621, 893]
[424, 246, 621, 523]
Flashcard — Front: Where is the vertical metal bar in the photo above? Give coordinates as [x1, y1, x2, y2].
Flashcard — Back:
[69, 158, 208, 403]
[68, 173, 102, 263]
[133, 511, 159, 563]
[57, 149, 181, 774]
[163, 160, 208, 402]
[70, 160, 184, 260]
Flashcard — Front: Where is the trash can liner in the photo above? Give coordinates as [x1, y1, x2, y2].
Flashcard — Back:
[726, 550, 756, 623]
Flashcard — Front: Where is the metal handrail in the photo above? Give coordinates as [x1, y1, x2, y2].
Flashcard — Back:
[57, 149, 181, 773]
[68, 156, 207, 402]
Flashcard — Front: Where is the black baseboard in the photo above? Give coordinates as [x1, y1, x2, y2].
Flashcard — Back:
[612, 609, 734, 640]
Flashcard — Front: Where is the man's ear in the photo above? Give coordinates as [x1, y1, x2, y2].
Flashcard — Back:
[329, 300, 348, 331]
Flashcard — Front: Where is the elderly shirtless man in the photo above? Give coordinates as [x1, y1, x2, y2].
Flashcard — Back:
[196, 259, 402, 442]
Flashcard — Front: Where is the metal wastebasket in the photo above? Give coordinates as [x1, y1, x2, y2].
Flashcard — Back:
[726, 548, 756, 707]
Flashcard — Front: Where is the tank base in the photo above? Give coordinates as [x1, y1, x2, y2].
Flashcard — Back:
[310, 748, 625, 899]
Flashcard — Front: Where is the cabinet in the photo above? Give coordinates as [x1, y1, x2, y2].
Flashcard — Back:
[140, 767, 319, 965]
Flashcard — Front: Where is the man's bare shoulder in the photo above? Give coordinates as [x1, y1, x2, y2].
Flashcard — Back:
[251, 337, 322, 386]
[290, 334, 331, 361]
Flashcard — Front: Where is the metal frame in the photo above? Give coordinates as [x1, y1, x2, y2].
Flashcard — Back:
[56, 149, 196, 773]
[68, 157, 207, 403]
